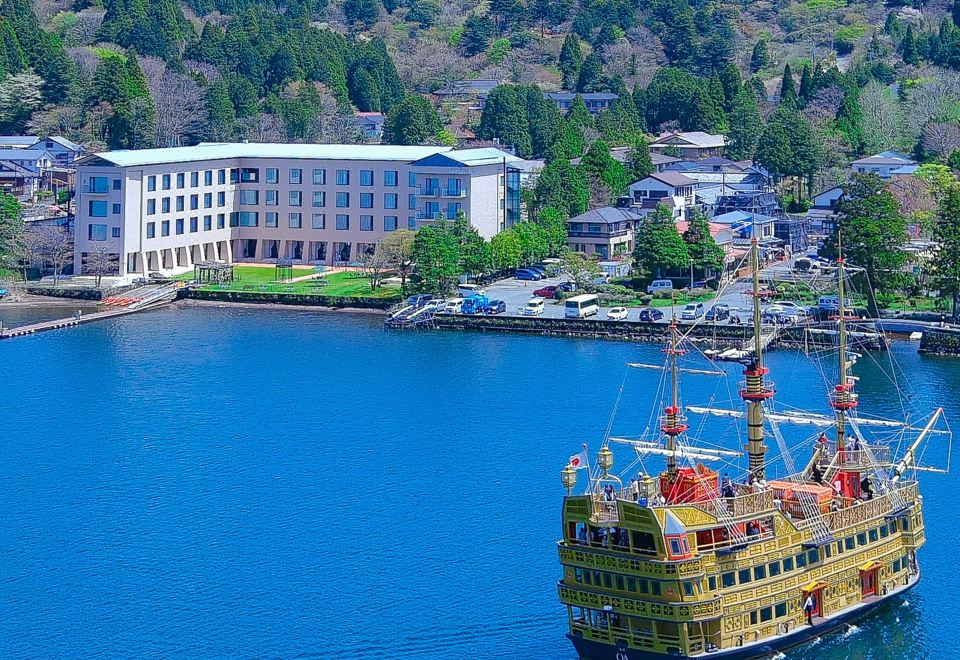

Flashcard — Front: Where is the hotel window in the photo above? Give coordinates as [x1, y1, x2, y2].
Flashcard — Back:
[217, 213, 225, 229]
[408, 216, 416, 229]
[360, 170, 373, 186]
[177, 173, 185, 188]
[336, 192, 349, 207]
[384, 216, 398, 231]
[265, 212, 278, 227]
[312, 213, 325, 229]
[113, 179, 122, 190]
[360, 193, 373, 208]
[266, 190, 278, 206]
[289, 190, 302, 206]
[190, 194, 199, 210]
[313, 191, 326, 207]
[229, 212, 239, 227]
[408, 194, 416, 210]
[446, 202, 461, 217]
[88, 224, 107, 241]
[218, 169, 226, 184]
[229, 168, 239, 184]
[204, 170, 213, 185]
[176, 218, 184, 234]
[146, 222, 156, 238]
[408, 171, 416, 187]
[217, 191, 225, 207]
[289, 212, 302, 228]
[313, 168, 326, 185]
[191, 171, 199, 187]
[384, 170, 398, 187]
[147, 199, 156, 215]
[336, 169, 350, 185]
[239, 211, 258, 227]
[87, 177, 107, 193]
[360, 215, 373, 231]
[190, 217, 198, 232]
[336, 214, 349, 230]
[240, 167, 259, 183]
[266, 168, 279, 184]
[239, 190, 259, 205]
[162, 174, 171, 190]
[289, 168, 302, 184]
[161, 220, 170, 236]
[384, 193, 398, 209]
[147, 175, 156, 191]
[112, 203, 121, 214]
[161, 198, 170, 213]
[176, 196, 184, 212]
[203, 215, 212, 230]
[204, 192, 212, 208]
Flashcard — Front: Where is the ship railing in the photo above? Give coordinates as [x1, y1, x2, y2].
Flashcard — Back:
[591, 497, 620, 524]
[819, 443, 892, 469]
[695, 489, 775, 520]
[826, 480, 919, 531]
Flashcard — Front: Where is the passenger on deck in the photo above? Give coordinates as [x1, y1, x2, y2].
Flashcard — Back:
[818, 432, 828, 448]
[830, 500, 840, 512]
[852, 436, 861, 451]
[721, 473, 735, 498]
[603, 484, 616, 501]
[811, 462, 824, 485]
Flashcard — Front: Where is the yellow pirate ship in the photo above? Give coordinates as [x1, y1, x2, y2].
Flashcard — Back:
[557, 241, 949, 660]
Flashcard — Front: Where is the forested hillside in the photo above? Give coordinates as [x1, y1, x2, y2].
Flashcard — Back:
[0, 0, 958, 192]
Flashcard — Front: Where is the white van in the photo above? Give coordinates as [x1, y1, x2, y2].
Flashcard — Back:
[647, 279, 673, 294]
[523, 297, 546, 316]
[457, 283, 487, 297]
[565, 294, 600, 319]
[444, 298, 464, 313]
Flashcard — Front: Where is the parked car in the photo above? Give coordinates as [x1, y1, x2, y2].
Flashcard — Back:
[407, 294, 433, 307]
[458, 284, 487, 298]
[486, 299, 506, 314]
[557, 281, 576, 292]
[647, 279, 673, 295]
[705, 304, 730, 322]
[444, 298, 464, 314]
[148, 271, 168, 282]
[770, 301, 808, 315]
[461, 295, 489, 314]
[680, 302, 705, 320]
[425, 299, 446, 310]
[0, 288, 7, 300]
[533, 285, 558, 299]
[638, 307, 664, 322]
[522, 297, 546, 316]
[516, 269, 542, 281]
[525, 265, 547, 276]
[607, 306, 629, 321]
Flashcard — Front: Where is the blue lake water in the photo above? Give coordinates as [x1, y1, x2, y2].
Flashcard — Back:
[1, 305, 958, 659]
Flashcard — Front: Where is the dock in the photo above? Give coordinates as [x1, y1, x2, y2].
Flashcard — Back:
[0, 282, 182, 340]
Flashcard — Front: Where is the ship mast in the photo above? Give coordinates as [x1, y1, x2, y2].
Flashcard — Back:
[661, 319, 688, 481]
[741, 238, 774, 481]
[830, 235, 857, 449]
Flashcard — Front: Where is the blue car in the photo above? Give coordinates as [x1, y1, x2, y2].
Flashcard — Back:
[516, 269, 542, 281]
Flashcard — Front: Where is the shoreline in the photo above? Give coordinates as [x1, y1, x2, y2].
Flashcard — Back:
[176, 298, 387, 315]
[0, 294, 101, 309]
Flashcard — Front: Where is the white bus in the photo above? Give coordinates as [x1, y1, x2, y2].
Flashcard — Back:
[565, 294, 600, 319]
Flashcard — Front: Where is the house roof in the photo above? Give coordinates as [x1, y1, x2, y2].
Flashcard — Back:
[675, 219, 732, 241]
[0, 135, 38, 147]
[650, 153, 681, 166]
[570, 206, 643, 224]
[545, 92, 619, 102]
[0, 148, 52, 162]
[413, 147, 520, 167]
[712, 210, 775, 225]
[852, 151, 917, 166]
[645, 171, 697, 187]
[651, 131, 726, 149]
[33, 135, 84, 152]
[79, 143, 458, 167]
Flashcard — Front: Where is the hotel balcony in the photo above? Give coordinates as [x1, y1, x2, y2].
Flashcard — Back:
[567, 229, 630, 239]
[415, 186, 468, 198]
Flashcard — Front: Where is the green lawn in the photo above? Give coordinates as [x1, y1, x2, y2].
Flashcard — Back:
[193, 266, 400, 299]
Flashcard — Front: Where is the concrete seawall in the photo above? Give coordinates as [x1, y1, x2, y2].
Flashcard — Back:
[919, 327, 960, 355]
[184, 289, 399, 309]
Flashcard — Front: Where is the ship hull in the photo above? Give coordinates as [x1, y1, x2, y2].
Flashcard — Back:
[567, 570, 919, 660]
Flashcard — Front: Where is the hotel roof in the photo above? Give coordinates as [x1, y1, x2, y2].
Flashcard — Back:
[79, 143, 459, 167]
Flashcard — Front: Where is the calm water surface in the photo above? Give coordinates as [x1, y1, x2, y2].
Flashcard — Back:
[1, 305, 958, 659]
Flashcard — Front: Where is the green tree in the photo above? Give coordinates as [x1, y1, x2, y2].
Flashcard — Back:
[902, 24, 919, 65]
[538, 206, 569, 255]
[822, 174, 907, 316]
[565, 95, 595, 130]
[717, 62, 742, 111]
[534, 157, 589, 217]
[754, 106, 820, 196]
[625, 137, 655, 182]
[779, 63, 797, 107]
[559, 33, 583, 91]
[513, 221, 550, 263]
[382, 94, 442, 145]
[477, 85, 532, 158]
[650, 0, 698, 69]
[575, 53, 603, 93]
[750, 39, 771, 72]
[689, 86, 727, 133]
[411, 218, 460, 294]
[726, 84, 762, 161]
[932, 179, 960, 321]
[835, 87, 864, 154]
[560, 248, 601, 289]
[596, 93, 643, 145]
[490, 229, 522, 271]
[798, 63, 814, 105]
[633, 204, 689, 278]
[461, 15, 494, 56]
[525, 85, 562, 157]
[643, 67, 699, 130]
[344, 0, 380, 28]
[682, 208, 724, 278]
[578, 139, 630, 199]
[205, 78, 237, 141]
[452, 210, 490, 276]
[0, 190, 22, 269]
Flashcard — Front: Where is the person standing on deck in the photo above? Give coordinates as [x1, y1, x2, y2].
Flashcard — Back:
[804, 594, 815, 626]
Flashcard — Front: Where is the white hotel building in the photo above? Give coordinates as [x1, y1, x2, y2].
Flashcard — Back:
[73, 143, 521, 278]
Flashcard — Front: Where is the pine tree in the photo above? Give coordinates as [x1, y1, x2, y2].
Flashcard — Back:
[902, 25, 920, 65]
[798, 63, 813, 104]
[643, 67, 699, 130]
[524, 85, 562, 157]
[344, 0, 380, 28]
[575, 53, 603, 93]
[559, 34, 583, 91]
[683, 208, 725, 278]
[382, 94, 442, 145]
[578, 139, 630, 201]
[565, 95, 595, 130]
[750, 39, 771, 72]
[651, 0, 698, 69]
[726, 84, 762, 161]
[596, 94, 643, 145]
[717, 62, 742, 111]
[461, 15, 495, 56]
[633, 204, 690, 278]
[779, 63, 797, 107]
[932, 180, 960, 321]
[534, 157, 589, 217]
[688, 86, 727, 133]
[625, 137, 655, 182]
[477, 85, 532, 158]
[205, 79, 237, 141]
[835, 86, 864, 153]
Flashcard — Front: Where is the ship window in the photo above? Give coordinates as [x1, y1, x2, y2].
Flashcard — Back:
[681, 538, 690, 553]
[775, 603, 787, 618]
[857, 533, 867, 546]
[869, 529, 878, 543]
[638, 579, 648, 594]
[783, 557, 794, 571]
[572, 606, 588, 624]
[669, 538, 682, 556]
[754, 565, 766, 581]
[593, 571, 602, 586]
[722, 573, 735, 588]
[880, 525, 889, 538]
[626, 577, 636, 592]
[651, 581, 662, 596]
[768, 561, 781, 577]
[709, 576, 717, 591]
[845, 537, 855, 551]
[835, 540, 844, 554]
[631, 530, 658, 555]
[807, 549, 819, 564]
[902, 517, 911, 531]
[796, 553, 807, 568]
[760, 607, 773, 622]
[749, 611, 758, 626]
[603, 573, 613, 588]
[572, 522, 587, 543]
[682, 582, 695, 597]
[738, 569, 751, 585]
[616, 575, 625, 591]
[893, 558, 901, 571]
[631, 618, 653, 637]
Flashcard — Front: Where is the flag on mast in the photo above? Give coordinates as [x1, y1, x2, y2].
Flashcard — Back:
[570, 448, 589, 470]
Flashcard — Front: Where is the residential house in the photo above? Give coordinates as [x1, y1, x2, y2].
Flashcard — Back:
[650, 132, 727, 159]
[29, 136, 85, 166]
[0, 135, 39, 150]
[851, 151, 918, 179]
[545, 92, 618, 114]
[627, 172, 697, 220]
[73, 143, 520, 279]
[566, 206, 643, 259]
[710, 210, 777, 243]
[435, 79, 504, 110]
[354, 113, 385, 141]
[806, 186, 844, 238]
[0, 148, 55, 197]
